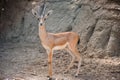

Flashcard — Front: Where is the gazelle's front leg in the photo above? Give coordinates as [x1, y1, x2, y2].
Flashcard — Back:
[47, 50, 53, 80]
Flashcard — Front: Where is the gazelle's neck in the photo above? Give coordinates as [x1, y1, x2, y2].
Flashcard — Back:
[39, 25, 47, 41]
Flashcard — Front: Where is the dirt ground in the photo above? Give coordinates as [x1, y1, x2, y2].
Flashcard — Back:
[0, 43, 120, 80]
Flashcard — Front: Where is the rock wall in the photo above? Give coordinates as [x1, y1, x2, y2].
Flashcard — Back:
[0, 0, 120, 56]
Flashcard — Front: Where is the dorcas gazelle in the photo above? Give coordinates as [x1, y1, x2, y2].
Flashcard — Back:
[32, 0, 82, 80]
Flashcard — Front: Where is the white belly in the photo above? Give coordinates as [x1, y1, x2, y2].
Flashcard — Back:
[53, 43, 68, 50]
[42, 43, 68, 52]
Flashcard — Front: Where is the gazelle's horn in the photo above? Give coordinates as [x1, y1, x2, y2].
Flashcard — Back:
[40, 0, 46, 17]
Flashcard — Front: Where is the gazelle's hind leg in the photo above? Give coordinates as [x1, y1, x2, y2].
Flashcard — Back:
[64, 48, 75, 73]
[74, 48, 82, 77]
[68, 44, 82, 77]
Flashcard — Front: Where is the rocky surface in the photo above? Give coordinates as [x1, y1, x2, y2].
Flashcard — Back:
[0, 0, 120, 80]
[0, 0, 120, 56]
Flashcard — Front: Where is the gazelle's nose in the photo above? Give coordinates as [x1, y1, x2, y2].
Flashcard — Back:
[39, 18, 43, 26]
[39, 22, 43, 26]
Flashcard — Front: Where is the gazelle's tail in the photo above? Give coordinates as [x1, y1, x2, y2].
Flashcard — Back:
[77, 36, 80, 45]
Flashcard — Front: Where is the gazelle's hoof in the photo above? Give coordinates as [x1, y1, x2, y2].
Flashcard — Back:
[47, 76, 56, 80]
[48, 78, 52, 80]
[47, 76, 52, 80]
[47, 77, 52, 80]
[75, 74, 78, 77]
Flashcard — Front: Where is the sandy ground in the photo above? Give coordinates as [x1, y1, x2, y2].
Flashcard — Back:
[0, 43, 120, 80]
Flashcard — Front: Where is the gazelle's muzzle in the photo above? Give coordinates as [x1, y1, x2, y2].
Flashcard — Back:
[39, 17, 44, 26]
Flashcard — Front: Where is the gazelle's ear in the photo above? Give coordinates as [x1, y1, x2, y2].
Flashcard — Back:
[31, 6, 41, 19]
[47, 10, 53, 16]
[32, 9, 37, 16]
[44, 10, 53, 20]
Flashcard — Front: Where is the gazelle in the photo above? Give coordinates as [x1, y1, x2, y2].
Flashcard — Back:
[32, 0, 82, 80]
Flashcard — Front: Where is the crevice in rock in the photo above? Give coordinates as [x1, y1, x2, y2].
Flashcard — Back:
[81, 18, 99, 53]
[86, 18, 99, 43]
[104, 24, 112, 49]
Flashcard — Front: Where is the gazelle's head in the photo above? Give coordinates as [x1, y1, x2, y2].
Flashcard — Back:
[32, 0, 53, 26]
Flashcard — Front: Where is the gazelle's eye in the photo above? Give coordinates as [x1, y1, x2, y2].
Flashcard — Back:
[44, 18, 46, 21]
[34, 12, 36, 15]
[47, 13, 50, 16]
[40, 23, 43, 26]
[38, 18, 40, 21]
